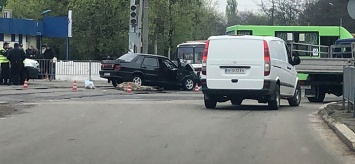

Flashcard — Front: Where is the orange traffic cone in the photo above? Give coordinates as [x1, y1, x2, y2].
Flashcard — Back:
[194, 83, 199, 92]
[72, 80, 77, 92]
[23, 80, 28, 89]
[126, 83, 132, 93]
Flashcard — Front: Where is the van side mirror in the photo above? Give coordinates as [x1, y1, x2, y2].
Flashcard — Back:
[290, 56, 301, 66]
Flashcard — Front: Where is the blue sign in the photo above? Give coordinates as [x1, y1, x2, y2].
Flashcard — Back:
[0, 16, 70, 38]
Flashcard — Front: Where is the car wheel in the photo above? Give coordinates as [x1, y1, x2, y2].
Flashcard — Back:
[132, 75, 143, 86]
[183, 77, 194, 91]
[268, 84, 280, 110]
[288, 83, 301, 106]
[204, 94, 217, 109]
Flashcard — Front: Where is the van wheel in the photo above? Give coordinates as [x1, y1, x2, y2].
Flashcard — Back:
[231, 99, 243, 105]
[204, 94, 217, 109]
[268, 84, 280, 110]
[288, 83, 301, 106]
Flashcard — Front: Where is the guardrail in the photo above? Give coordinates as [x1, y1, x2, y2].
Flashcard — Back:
[33, 59, 103, 81]
[343, 66, 355, 117]
[289, 42, 355, 58]
[289, 42, 330, 57]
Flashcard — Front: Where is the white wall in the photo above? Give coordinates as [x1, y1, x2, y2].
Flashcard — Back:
[0, 34, 37, 49]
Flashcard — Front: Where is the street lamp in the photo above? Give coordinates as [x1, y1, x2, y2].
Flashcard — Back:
[39, 9, 52, 56]
[328, 3, 342, 38]
[41, 9, 52, 16]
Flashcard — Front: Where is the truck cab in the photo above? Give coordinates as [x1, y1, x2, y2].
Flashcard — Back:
[332, 38, 355, 58]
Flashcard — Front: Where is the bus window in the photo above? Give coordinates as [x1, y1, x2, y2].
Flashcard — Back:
[177, 47, 194, 64]
[277, 31, 319, 57]
[237, 30, 253, 35]
[226, 30, 235, 35]
[194, 47, 204, 64]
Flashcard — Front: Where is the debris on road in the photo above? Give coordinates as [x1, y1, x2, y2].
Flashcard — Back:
[85, 80, 96, 89]
[116, 82, 157, 91]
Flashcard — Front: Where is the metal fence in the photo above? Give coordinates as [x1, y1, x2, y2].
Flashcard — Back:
[343, 66, 355, 117]
[34, 59, 102, 81]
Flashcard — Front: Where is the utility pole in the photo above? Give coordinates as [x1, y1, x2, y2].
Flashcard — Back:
[138, 0, 143, 53]
[271, 0, 275, 25]
[142, 0, 149, 54]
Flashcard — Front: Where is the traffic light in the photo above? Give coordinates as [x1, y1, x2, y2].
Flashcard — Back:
[130, 5, 137, 26]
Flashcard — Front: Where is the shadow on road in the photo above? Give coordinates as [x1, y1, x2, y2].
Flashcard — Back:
[205, 104, 292, 111]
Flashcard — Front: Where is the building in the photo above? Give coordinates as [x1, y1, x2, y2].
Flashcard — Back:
[1, 8, 70, 54]
[0, 9, 38, 49]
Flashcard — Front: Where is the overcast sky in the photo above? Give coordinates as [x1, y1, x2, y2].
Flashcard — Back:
[215, 0, 260, 13]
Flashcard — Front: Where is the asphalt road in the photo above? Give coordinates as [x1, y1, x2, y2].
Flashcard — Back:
[0, 88, 355, 164]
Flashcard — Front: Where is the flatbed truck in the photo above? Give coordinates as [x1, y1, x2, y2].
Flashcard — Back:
[292, 40, 355, 102]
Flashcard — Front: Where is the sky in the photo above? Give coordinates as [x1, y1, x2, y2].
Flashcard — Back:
[215, 0, 260, 13]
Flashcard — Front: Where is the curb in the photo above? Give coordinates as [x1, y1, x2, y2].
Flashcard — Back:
[319, 102, 355, 151]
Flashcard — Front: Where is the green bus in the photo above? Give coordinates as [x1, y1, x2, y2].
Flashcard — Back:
[225, 25, 354, 80]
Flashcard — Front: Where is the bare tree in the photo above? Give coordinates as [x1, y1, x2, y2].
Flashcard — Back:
[258, 0, 302, 25]
[258, 0, 276, 25]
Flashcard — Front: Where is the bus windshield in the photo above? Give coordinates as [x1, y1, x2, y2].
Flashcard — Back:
[176, 45, 204, 64]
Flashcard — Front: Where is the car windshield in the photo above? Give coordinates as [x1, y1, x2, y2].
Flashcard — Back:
[163, 59, 178, 69]
[117, 53, 138, 62]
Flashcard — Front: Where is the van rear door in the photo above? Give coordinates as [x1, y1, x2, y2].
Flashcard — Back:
[206, 37, 265, 90]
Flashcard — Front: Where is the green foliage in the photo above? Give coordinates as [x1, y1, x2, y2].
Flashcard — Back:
[0, 0, 6, 8]
[6, 0, 68, 20]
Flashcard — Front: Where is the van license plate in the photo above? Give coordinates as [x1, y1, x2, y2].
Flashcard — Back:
[104, 73, 110, 76]
[225, 68, 245, 74]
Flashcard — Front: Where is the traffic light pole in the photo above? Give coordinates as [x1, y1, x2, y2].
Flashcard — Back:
[128, 0, 136, 53]
[128, 0, 147, 54]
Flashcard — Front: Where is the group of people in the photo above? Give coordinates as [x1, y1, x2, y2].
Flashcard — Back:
[0, 42, 27, 85]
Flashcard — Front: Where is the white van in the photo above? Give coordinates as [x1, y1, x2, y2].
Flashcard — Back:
[201, 35, 301, 110]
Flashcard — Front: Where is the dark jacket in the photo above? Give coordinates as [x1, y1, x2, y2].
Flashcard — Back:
[7, 47, 26, 63]
[43, 47, 56, 59]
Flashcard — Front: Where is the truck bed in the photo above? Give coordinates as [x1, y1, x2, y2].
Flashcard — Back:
[295, 58, 354, 74]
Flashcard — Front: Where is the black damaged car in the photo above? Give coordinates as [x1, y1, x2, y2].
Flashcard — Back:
[99, 53, 200, 90]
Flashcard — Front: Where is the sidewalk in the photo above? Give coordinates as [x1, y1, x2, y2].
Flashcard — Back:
[319, 102, 355, 151]
[25, 79, 112, 89]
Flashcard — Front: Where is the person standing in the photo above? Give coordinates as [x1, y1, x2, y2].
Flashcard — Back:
[43, 44, 56, 80]
[0, 42, 10, 85]
[7, 43, 26, 85]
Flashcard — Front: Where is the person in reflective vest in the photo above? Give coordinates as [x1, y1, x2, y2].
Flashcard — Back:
[0, 42, 10, 85]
